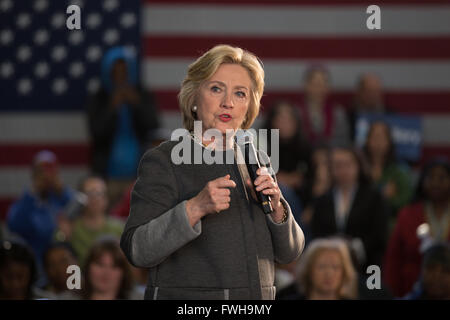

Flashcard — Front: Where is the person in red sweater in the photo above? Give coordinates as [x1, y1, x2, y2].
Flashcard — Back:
[384, 159, 450, 297]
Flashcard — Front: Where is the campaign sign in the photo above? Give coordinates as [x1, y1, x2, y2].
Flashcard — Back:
[355, 113, 423, 162]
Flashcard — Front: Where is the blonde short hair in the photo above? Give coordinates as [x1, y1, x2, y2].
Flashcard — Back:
[295, 238, 358, 299]
[178, 44, 265, 131]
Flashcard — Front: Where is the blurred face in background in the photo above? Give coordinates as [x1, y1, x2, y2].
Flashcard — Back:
[304, 70, 329, 104]
[0, 261, 31, 300]
[367, 122, 391, 158]
[312, 148, 330, 169]
[45, 247, 77, 292]
[331, 149, 359, 189]
[357, 74, 383, 110]
[32, 161, 59, 194]
[83, 177, 108, 215]
[422, 263, 450, 299]
[424, 165, 450, 203]
[196, 63, 252, 136]
[272, 103, 298, 140]
[88, 252, 123, 299]
[310, 249, 344, 298]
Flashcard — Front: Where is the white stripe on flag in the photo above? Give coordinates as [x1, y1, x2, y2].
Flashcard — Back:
[142, 5, 450, 36]
[0, 113, 89, 143]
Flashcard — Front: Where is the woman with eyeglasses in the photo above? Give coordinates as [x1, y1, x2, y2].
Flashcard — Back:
[55, 175, 124, 266]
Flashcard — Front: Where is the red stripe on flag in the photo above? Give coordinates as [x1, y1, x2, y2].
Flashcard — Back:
[153, 89, 450, 114]
[144, 36, 450, 60]
[421, 145, 450, 164]
[0, 144, 91, 166]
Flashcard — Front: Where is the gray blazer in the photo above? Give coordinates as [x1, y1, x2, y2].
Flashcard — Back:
[120, 138, 305, 300]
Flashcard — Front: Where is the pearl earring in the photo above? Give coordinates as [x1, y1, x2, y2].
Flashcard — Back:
[192, 105, 197, 112]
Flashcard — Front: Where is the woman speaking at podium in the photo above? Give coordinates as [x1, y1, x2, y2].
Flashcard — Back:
[120, 45, 305, 300]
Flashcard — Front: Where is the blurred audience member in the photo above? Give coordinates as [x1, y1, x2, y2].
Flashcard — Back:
[299, 145, 332, 242]
[6, 150, 73, 284]
[80, 239, 142, 300]
[0, 241, 38, 300]
[384, 159, 450, 297]
[363, 121, 413, 217]
[403, 243, 450, 300]
[298, 66, 350, 147]
[347, 73, 391, 140]
[56, 176, 124, 266]
[301, 145, 332, 205]
[110, 128, 172, 221]
[87, 46, 159, 208]
[311, 147, 389, 270]
[40, 242, 79, 299]
[263, 100, 311, 193]
[279, 238, 357, 300]
[261, 100, 312, 226]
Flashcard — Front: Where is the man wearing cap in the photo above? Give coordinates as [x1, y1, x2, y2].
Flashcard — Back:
[6, 150, 73, 283]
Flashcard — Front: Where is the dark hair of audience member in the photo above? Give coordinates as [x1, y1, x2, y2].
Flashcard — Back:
[414, 158, 450, 202]
[0, 241, 37, 300]
[264, 100, 302, 134]
[303, 65, 330, 84]
[81, 239, 133, 300]
[263, 100, 310, 160]
[332, 146, 372, 187]
[363, 121, 396, 167]
[43, 242, 78, 271]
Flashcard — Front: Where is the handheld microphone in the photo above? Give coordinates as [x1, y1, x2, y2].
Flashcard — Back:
[238, 132, 273, 214]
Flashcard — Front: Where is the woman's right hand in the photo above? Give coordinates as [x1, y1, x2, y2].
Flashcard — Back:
[185, 175, 236, 227]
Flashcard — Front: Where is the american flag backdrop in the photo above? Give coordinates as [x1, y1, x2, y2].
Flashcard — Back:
[1, 0, 450, 218]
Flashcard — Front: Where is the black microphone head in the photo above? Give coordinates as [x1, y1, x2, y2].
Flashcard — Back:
[243, 133, 253, 145]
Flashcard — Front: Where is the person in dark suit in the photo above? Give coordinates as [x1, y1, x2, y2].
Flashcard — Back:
[311, 146, 389, 270]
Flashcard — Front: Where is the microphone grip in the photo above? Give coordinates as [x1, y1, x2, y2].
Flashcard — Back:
[246, 163, 274, 214]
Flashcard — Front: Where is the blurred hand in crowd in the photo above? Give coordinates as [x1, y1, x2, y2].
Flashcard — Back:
[110, 85, 141, 108]
[383, 181, 397, 199]
[110, 59, 141, 108]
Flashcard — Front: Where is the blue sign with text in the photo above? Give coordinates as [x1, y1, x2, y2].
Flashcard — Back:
[355, 113, 423, 162]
